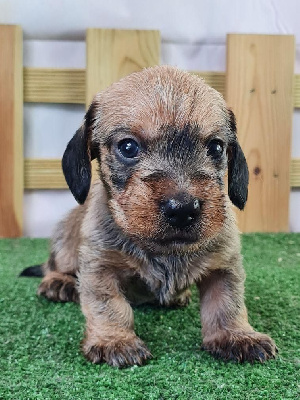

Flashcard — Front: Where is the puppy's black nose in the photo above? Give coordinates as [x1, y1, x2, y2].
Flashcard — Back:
[162, 196, 201, 229]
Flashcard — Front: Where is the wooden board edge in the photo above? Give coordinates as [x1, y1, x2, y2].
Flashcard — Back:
[23, 68, 300, 107]
[24, 158, 300, 189]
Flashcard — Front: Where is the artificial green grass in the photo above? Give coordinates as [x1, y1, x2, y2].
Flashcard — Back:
[0, 234, 299, 400]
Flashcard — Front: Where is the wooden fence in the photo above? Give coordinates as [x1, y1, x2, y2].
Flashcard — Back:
[0, 25, 299, 237]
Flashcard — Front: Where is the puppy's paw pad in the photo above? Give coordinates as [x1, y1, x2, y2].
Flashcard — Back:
[37, 277, 78, 303]
[202, 331, 277, 363]
[82, 336, 152, 368]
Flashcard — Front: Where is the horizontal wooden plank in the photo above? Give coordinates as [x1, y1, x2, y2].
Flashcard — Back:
[24, 158, 300, 189]
[291, 158, 300, 187]
[23, 68, 85, 103]
[191, 71, 226, 97]
[23, 68, 300, 107]
[294, 74, 300, 108]
[24, 159, 67, 189]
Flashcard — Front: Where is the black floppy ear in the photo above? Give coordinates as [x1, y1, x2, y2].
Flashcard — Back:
[227, 110, 249, 210]
[62, 106, 97, 204]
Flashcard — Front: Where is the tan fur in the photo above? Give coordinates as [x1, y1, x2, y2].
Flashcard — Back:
[37, 271, 79, 303]
[35, 66, 276, 367]
[93, 66, 226, 140]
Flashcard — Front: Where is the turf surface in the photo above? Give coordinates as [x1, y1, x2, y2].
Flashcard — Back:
[0, 234, 299, 400]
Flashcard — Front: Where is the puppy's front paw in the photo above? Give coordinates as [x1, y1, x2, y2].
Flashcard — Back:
[82, 335, 152, 368]
[202, 330, 277, 363]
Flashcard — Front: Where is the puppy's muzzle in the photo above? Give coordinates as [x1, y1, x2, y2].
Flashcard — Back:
[161, 194, 201, 229]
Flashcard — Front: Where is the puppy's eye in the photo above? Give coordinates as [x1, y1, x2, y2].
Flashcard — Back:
[207, 139, 224, 159]
[118, 139, 139, 159]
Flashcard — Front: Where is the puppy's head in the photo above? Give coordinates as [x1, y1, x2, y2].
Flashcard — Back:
[63, 66, 248, 253]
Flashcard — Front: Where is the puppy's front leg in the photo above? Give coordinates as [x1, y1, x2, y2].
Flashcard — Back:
[79, 266, 151, 368]
[198, 267, 277, 363]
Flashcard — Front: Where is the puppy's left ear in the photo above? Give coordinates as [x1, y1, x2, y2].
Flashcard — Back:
[227, 109, 249, 210]
[62, 103, 98, 205]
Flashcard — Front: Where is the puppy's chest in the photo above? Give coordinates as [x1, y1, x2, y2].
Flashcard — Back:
[133, 253, 208, 305]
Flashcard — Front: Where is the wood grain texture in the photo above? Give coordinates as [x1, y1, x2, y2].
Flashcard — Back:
[294, 74, 300, 108]
[192, 71, 226, 97]
[23, 158, 299, 189]
[86, 28, 160, 181]
[24, 159, 67, 189]
[0, 26, 23, 237]
[291, 158, 300, 187]
[24, 68, 85, 104]
[86, 29, 160, 104]
[22, 68, 300, 107]
[226, 34, 295, 232]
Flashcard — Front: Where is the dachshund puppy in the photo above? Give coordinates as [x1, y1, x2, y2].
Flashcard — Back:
[21, 66, 277, 367]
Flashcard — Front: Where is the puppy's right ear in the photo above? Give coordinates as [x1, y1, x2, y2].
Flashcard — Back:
[62, 104, 97, 204]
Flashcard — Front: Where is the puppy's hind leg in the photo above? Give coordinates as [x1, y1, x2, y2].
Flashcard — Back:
[20, 256, 79, 303]
[37, 270, 79, 303]
[37, 252, 79, 303]
[37, 207, 83, 303]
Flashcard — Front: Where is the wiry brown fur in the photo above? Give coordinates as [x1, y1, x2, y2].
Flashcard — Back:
[33, 66, 276, 367]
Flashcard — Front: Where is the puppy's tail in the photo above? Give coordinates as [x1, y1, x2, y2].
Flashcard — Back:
[19, 265, 44, 278]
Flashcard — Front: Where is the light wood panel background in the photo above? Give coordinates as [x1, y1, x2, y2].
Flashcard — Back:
[291, 159, 300, 187]
[23, 68, 300, 107]
[86, 28, 161, 178]
[24, 160, 66, 189]
[86, 29, 161, 104]
[0, 27, 298, 236]
[0, 26, 23, 237]
[23, 158, 300, 190]
[22, 66, 300, 189]
[226, 34, 295, 232]
[24, 68, 85, 103]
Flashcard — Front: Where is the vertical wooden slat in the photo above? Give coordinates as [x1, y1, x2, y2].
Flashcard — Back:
[86, 29, 161, 105]
[86, 28, 161, 178]
[0, 25, 23, 237]
[226, 34, 295, 232]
